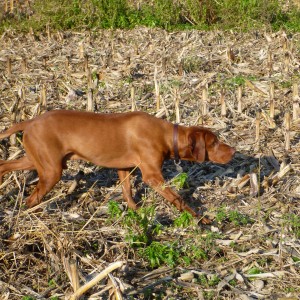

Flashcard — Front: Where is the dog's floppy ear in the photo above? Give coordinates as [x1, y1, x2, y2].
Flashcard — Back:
[189, 131, 206, 162]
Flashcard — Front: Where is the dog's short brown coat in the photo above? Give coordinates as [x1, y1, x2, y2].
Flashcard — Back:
[0, 110, 235, 222]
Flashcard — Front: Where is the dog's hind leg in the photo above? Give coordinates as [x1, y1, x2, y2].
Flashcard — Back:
[25, 164, 63, 208]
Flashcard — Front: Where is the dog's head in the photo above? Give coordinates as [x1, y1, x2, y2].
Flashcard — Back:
[188, 128, 235, 164]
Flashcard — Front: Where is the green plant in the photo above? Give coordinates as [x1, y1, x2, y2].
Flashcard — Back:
[180, 239, 208, 265]
[208, 274, 221, 286]
[198, 274, 220, 287]
[174, 211, 193, 228]
[48, 278, 56, 287]
[228, 210, 252, 226]
[182, 56, 203, 73]
[229, 279, 237, 287]
[201, 231, 222, 251]
[140, 241, 179, 267]
[215, 206, 227, 223]
[247, 267, 262, 275]
[93, 0, 131, 28]
[171, 172, 188, 189]
[1, 0, 299, 33]
[283, 213, 300, 238]
[22, 297, 35, 300]
[123, 206, 161, 247]
[215, 207, 252, 226]
[108, 200, 123, 219]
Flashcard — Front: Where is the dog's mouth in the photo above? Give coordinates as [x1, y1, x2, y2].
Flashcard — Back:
[207, 146, 235, 165]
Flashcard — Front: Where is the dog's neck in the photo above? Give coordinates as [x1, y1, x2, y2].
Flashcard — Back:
[173, 124, 180, 163]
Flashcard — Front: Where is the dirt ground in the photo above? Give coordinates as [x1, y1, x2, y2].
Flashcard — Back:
[0, 27, 299, 299]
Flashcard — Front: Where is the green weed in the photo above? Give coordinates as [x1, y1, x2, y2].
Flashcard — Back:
[215, 206, 253, 226]
[247, 267, 262, 275]
[48, 278, 56, 287]
[283, 213, 300, 238]
[171, 172, 189, 190]
[180, 240, 208, 266]
[140, 241, 179, 268]
[174, 211, 194, 228]
[108, 200, 123, 219]
[198, 274, 220, 287]
[123, 206, 161, 247]
[1, 0, 300, 33]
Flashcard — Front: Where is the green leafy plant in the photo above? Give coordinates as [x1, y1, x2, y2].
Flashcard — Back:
[171, 172, 188, 189]
[123, 206, 161, 247]
[140, 241, 179, 268]
[48, 278, 56, 287]
[283, 213, 300, 238]
[228, 210, 252, 226]
[215, 206, 227, 223]
[215, 207, 252, 226]
[1, 0, 299, 33]
[174, 211, 194, 228]
[108, 200, 123, 219]
[247, 267, 262, 275]
[198, 274, 220, 287]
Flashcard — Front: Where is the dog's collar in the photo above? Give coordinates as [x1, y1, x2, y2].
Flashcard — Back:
[173, 123, 180, 163]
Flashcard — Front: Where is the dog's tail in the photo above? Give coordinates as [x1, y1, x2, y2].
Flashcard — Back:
[0, 120, 32, 140]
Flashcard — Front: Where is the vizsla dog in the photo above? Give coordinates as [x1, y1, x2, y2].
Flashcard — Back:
[0, 110, 235, 222]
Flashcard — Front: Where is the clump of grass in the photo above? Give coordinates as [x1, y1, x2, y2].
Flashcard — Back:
[215, 206, 253, 226]
[1, 0, 300, 33]
[283, 213, 300, 238]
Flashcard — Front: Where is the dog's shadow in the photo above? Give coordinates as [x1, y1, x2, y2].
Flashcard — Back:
[58, 151, 276, 214]
[1, 151, 281, 217]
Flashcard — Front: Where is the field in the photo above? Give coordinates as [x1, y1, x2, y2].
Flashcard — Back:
[0, 24, 300, 300]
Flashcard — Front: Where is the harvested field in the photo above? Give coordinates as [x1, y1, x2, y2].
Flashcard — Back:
[0, 27, 300, 299]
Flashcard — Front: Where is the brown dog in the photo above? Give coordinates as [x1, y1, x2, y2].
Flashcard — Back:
[0, 110, 235, 222]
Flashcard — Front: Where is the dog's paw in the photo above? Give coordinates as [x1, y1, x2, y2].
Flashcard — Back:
[198, 215, 212, 225]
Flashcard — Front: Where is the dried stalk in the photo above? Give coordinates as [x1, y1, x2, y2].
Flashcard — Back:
[21, 56, 27, 72]
[154, 64, 160, 111]
[269, 82, 275, 119]
[131, 86, 136, 111]
[6, 57, 12, 76]
[70, 260, 80, 293]
[40, 84, 47, 108]
[220, 89, 226, 117]
[79, 42, 85, 59]
[202, 85, 208, 116]
[237, 85, 242, 113]
[69, 261, 124, 300]
[87, 67, 92, 89]
[284, 112, 291, 151]
[175, 89, 180, 123]
[292, 82, 299, 120]
[255, 111, 261, 147]
[87, 88, 93, 111]
[10, 0, 14, 12]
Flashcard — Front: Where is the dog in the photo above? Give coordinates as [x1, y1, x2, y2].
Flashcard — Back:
[0, 110, 235, 223]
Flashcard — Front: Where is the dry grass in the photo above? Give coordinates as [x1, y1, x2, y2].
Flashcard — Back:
[0, 27, 299, 299]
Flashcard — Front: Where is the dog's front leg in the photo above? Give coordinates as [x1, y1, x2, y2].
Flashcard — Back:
[140, 163, 210, 223]
[117, 169, 137, 210]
